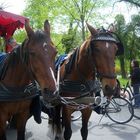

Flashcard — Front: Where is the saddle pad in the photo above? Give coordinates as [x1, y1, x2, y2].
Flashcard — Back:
[55, 54, 68, 71]
[0, 52, 8, 80]
[0, 52, 7, 64]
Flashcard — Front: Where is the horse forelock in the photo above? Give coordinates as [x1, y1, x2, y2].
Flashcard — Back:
[34, 30, 48, 42]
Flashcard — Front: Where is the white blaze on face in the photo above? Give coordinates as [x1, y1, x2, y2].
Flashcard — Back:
[106, 42, 109, 48]
[43, 42, 48, 52]
[49, 67, 57, 86]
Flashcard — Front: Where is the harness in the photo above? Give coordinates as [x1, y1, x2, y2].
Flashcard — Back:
[56, 50, 101, 104]
[60, 80, 101, 96]
[54, 29, 123, 108]
[0, 43, 40, 101]
[0, 82, 39, 101]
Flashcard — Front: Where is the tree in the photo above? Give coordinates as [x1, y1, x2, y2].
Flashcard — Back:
[114, 14, 127, 78]
[114, 13, 140, 77]
[56, 0, 109, 41]
[23, 0, 110, 54]
[61, 21, 80, 53]
[126, 14, 140, 60]
[117, 0, 140, 7]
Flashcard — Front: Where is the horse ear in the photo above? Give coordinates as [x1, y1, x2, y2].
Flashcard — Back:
[44, 20, 50, 36]
[25, 19, 34, 38]
[108, 23, 116, 32]
[86, 22, 97, 36]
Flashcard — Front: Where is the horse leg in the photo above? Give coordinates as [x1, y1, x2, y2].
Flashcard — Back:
[53, 106, 63, 140]
[81, 108, 92, 140]
[16, 113, 31, 140]
[0, 118, 7, 140]
[8, 115, 17, 129]
[0, 129, 6, 140]
[62, 106, 73, 140]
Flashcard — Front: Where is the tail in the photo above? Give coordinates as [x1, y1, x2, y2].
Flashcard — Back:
[40, 99, 63, 139]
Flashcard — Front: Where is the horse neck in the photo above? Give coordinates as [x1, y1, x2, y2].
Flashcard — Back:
[2, 55, 31, 87]
[77, 52, 95, 80]
[72, 41, 96, 81]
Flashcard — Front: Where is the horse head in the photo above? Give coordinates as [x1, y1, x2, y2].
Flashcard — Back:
[24, 19, 57, 102]
[86, 23, 119, 98]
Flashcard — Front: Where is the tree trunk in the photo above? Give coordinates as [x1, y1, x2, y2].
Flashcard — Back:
[119, 56, 127, 78]
[81, 17, 85, 41]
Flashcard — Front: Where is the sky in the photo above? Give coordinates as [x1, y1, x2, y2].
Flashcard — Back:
[0, 0, 26, 14]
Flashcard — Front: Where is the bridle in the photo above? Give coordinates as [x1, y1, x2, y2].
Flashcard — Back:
[87, 30, 118, 80]
[21, 39, 59, 106]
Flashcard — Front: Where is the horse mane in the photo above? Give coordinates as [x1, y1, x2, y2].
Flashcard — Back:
[0, 39, 28, 80]
[7, 39, 27, 66]
[7, 30, 47, 66]
[0, 29, 48, 80]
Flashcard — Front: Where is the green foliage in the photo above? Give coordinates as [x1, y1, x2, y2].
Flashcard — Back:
[13, 30, 27, 44]
[117, 77, 128, 87]
[23, 0, 109, 45]
[0, 37, 4, 52]
[114, 13, 140, 78]
[125, 13, 140, 60]
[22, 0, 111, 55]
[51, 33, 65, 54]
[61, 24, 80, 53]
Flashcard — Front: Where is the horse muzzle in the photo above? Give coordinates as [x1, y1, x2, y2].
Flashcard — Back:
[42, 88, 60, 107]
[103, 85, 117, 99]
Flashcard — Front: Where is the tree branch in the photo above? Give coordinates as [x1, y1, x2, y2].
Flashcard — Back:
[117, 0, 140, 7]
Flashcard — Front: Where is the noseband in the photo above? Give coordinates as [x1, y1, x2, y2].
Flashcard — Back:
[96, 72, 116, 79]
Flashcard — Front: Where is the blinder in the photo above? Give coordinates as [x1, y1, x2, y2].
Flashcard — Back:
[91, 30, 124, 56]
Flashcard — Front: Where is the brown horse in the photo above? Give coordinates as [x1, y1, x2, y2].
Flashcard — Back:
[0, 19, 57, 140]
[50, 23, 123, 140]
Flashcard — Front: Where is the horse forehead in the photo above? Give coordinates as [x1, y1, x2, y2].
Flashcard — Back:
[106, 42, 109, 48]
[105, 42, 115, 49]
[33, 31, 49, 43]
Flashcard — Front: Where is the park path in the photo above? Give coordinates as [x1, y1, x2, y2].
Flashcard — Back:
[6, 112, 140, 140]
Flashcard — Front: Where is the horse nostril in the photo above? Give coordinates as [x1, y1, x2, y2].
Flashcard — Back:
[105, 85, 110, 91]
[104, 85, 116, 97]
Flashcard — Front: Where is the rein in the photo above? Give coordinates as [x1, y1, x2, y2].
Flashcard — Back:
[54, 47, 101, 109]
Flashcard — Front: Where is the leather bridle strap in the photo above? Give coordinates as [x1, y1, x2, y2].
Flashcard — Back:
[88, 38, 116, 80]
[96, 71, 116, 79]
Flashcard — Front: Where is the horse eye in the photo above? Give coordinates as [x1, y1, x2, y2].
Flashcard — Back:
[93, 47, 100, 52]
[29, 51, 36, 56]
